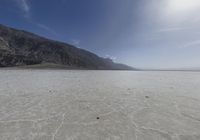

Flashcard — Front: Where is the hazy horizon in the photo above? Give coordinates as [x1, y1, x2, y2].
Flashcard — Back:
[1, 0, 200, 69]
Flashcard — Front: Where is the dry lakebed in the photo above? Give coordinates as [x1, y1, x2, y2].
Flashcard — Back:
[0, 70, 200, 140]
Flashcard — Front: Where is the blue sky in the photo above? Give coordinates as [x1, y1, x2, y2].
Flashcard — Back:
[1, 0, 200, 69]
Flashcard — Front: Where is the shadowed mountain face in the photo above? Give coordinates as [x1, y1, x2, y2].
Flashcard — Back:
[0, 24, 134, 70]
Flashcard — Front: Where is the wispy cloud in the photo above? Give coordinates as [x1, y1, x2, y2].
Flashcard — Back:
[181, 40, 200, 48]
[71, 39, 80, 47]
[105, 55, 117, 62]
[15, 0, 30, 18]
[36, 23, 58, 36]
[14, 0, 59, 37]
[156, 27, 184, 33]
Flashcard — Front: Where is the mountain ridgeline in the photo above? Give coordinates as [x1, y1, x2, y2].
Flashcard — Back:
[0, 24, 134, 70]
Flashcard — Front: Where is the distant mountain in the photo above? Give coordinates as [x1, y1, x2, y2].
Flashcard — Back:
[0, 24, 135, 70]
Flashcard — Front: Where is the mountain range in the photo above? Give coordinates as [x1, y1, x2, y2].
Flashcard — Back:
[0, 24, 134, 70]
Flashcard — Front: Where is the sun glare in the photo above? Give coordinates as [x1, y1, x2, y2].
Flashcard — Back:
[168, 0, 200, 13]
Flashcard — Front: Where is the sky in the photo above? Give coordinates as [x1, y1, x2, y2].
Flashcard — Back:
[0, 0, 200, 69]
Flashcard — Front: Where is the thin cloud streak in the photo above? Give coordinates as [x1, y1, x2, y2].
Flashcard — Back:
[180, 40, 200, 48]
[15, 0, 30, 18]
[156, 27, 184, 33]
[71, 39, 80, 46]
[14, 1, 59, 37]
[36, 23, 59, 36]
[20, 0, 29, 12]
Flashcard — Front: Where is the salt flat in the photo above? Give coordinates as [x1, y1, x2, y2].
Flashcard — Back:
[0, 70, 200, 140]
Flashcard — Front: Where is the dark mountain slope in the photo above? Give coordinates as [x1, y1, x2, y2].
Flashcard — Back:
[0, 24, 135, 70]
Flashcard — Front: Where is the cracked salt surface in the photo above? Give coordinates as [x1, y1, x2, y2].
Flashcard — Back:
[0, 70, 200, 140]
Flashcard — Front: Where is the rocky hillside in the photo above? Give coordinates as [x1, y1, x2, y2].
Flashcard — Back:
[0, 24, 134, 70]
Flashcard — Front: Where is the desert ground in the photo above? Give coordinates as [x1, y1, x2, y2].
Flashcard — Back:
[0, 70, 200, 140]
